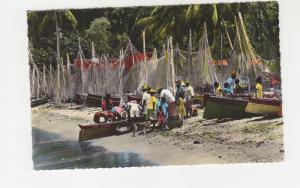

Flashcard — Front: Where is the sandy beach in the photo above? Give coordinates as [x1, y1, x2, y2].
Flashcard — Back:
[31, 103, 284, 166]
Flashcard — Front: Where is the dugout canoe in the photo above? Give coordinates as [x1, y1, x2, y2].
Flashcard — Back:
[74, 94, 87, 105]
[31, 97, 49, 107]
[78, 120, 129, 141]
[203, 95, 252, 119]
[245, 98, 282, 116]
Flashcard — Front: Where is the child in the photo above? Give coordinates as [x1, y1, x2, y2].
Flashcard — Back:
[177, 92, 186, 120]
[185, 81, 194, 118]
[234, 79, 243, 94]
[157, 106, 166, 129]
[255, 76, 263, 98]
[223, 82, 232, 96]
[102, 93, 113, 111]
[147, 89, 157, 120]
[156, 97, 169, 129]
[214, 82, 223, 96]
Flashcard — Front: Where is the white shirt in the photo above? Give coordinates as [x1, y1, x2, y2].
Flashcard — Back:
[160, 89, 175, 103]
[185, 85, 194, 100]
[127, 102, 142, 118]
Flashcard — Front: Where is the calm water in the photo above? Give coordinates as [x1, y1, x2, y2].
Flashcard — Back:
[32, 128, 156, 170]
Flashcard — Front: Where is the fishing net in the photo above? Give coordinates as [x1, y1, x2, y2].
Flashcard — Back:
[225, 13, 267, 89]
[174, 23, 221, 92]
[30, 13, 276, 102]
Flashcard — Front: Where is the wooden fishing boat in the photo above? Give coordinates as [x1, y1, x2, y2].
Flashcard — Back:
[203, 95, 252, 119]
[74, 94, 87, 105]
[85, 94, 102, 107]
[245, 97, 282, 116]
[192, 94, 205, 105]
[31, 97, 49, 107]
[78, 119, 129, 141]
[80, 93, 121, 107]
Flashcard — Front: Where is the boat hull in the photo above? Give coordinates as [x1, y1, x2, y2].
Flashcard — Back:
[203, 96, 251, 119]
[78, 120, 128, 141]
[31, 97, 49, 107]
[245, 98, 282, 116]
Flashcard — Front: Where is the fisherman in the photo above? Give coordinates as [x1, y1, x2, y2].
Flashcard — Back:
[223, 82, 232, 96]
[147, 89, 157, 120]
[141, 86, 151, 117]
[234, 79, 243, 94]
[156, 97, 169, 129]
[225, 72, 237, 94]
[125, 100, 142, 119]
[157, 88, 176, 117]
[184, 80, 194, 117]
[124, 101, 142, 137]
[213, 82, 223, 96]
[102, 93, 113, 111]
[255, 76, 263, 98]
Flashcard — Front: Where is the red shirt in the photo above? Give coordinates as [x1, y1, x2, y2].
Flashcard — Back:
[102, 99, 113, 111]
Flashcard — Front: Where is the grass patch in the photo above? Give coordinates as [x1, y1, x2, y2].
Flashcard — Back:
[201, 131, 218, 140]
[241, 123, 279, 134]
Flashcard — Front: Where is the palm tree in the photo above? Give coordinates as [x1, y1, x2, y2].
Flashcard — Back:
[27, 10, 77, 65]
[135, 4, 227, 50]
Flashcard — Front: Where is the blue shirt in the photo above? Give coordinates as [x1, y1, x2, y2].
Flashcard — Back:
[226, 77, 235, 93]
[156, 100, 169, 118]
[223, 87, 232, 95]
[175, 86, 185, 100]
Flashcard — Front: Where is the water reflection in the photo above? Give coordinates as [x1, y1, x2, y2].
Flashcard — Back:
[32, 140, 157, 170]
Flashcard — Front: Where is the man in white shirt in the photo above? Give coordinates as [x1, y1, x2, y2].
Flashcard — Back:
[157, 88, 176, 116]
[141, 86, 151, 116]
[184, 81, 194, 117]
[126, 101, 142, 118]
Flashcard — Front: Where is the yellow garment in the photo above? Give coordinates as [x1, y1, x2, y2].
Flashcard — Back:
[148, 96, 157, 110]
[256, 83, 263, 98]
[215, 85, 223, 96]
[177, 98, 186, 117]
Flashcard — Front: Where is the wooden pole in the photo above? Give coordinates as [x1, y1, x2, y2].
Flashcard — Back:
[169, 37, 176, 94]
[143, 30, 147, 85]
[222, 18, 234, 51]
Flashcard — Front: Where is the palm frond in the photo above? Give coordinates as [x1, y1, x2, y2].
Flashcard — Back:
[64, 10, 77, 29]
[212, 4, 218, 25]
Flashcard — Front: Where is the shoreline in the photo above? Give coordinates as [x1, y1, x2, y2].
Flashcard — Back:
[31, 104, 284, 166]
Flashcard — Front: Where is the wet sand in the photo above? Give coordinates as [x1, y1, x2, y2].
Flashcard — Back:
[31, 103, 284, 166]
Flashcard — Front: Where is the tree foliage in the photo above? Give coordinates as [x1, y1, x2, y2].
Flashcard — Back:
[27, 1, 279, 68]
[85, 17, 112, 55]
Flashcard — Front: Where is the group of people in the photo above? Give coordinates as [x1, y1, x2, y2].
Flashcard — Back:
[99, 80, 195, 130]
[213, 72, 263, 98]
[98, 72, 263, 129]
[139, 80, 195, 129]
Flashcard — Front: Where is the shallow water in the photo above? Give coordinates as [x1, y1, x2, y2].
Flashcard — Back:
[31, 123, 156, 170]
[32, 140, 157, 170]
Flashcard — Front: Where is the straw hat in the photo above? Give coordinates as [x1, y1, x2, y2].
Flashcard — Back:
[149, 89, 157, 93]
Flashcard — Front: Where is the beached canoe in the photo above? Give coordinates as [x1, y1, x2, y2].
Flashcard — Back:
[245, 98, 282, 116]
[74, 94, 87, 105]
[78, 120, 129, 141]
[87, 94, 121, 107]
[31, 97, 49, 107]
[203, 95, 252, 119]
